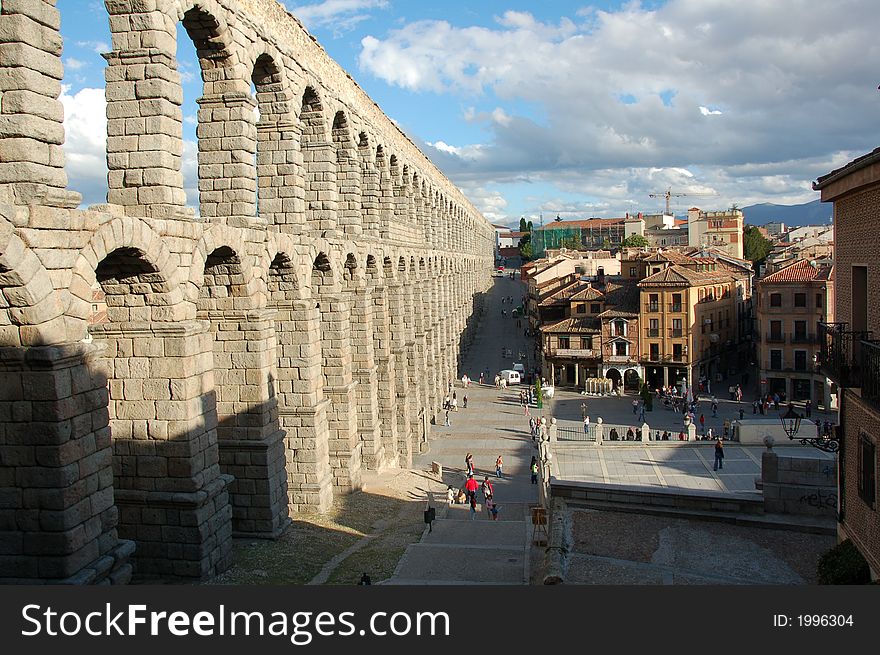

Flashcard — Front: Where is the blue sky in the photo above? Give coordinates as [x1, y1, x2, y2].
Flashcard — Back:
[57, 0, 880, 225]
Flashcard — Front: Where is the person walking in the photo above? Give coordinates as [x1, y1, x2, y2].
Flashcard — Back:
[713, 438, 725, 471]
[495, 455, 504, 478]
[699, 413, 705, 434]
[530, 456, 538, 484]
[465, 473, 479, 504]
[805, 399, 812, 418]
[469, 493, 477, 520]
[451, 392, 458, 412]
[463, 395, 468, 409]
[739, 408, 745, 420]
[632, 399, 639, 415]
[465, 453, 474, 476]
[481, 476, 494, 502]
[583, 415, 590, 434]
[444, 409, 451, 427]
[712, 398, 718, 418]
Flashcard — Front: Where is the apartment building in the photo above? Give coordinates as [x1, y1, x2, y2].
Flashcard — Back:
[814, 146, 880, 579]
[638, 265, 738, 392]
[686, 207, 745, 260]
[756, 259, 834, 407]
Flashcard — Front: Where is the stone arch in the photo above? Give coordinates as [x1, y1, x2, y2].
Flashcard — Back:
[358, 133, 380, 237]
[0, 220, 66, 346]
[333, 112, 362, 237]
[175, 1, 238, 76]
[190, 226, 260, 305]
[300, 86, 337, 235]
[197, 246, 249, 312]
[70, 217, 184, 338]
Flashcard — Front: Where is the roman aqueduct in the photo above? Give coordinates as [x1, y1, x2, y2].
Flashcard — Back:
[0, 0, 494, 583]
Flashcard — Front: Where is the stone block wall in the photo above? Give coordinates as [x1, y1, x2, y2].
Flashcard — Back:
[0, 0, 495, 584]
[762, 450, 838, 517]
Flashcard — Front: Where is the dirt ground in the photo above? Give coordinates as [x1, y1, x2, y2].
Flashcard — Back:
[207, 468, 446, 586]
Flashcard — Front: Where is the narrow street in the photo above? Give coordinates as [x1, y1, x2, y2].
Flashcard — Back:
[388, 275, 542, 584]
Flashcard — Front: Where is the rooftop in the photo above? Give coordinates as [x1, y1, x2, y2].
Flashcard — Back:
[760, 258, 834, 283]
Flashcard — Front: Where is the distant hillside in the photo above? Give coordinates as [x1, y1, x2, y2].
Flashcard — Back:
[741, 200, 832, 227]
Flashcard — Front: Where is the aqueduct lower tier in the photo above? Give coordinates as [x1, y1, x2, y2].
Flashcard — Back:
[0, 0, 494, 583]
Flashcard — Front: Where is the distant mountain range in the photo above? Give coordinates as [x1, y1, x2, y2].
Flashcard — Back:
[740, 200, 832, 227]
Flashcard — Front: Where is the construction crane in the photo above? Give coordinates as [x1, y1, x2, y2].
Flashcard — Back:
[648, 188, 718, 215]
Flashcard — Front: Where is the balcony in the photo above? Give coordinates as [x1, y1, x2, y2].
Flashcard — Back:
[546, 347, 598, 359]
[766, 333, 785, 344]
[668, 304, 684, 313]
[646, 328, 660, 338]
[669, 328, 683, 338]
[790, 333, 815, 344]
[606, 354, 638, 364]
[818, 322, 873, 388]
[645, 303, 660, 313]
[861, 340, 880, 409]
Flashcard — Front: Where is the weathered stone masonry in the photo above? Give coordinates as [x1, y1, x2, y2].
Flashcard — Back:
[0, 0, 493, 583]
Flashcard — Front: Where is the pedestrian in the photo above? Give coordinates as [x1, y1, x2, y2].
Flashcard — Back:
[632, 399, 638, 415]
[773, 393, 780, 410]
[529, 416, 536, 438]
[583, 416, 590, 434]
[713, 438, 725, 471]
[481, 476, 494, 501]
[465, 453, 474, 476]
[469, 493, 477, 520]
[463, 395, 468, 409]
[530, 457, 538, 484]
[739, 408, 744, 420]
[451, 394, 458, 412]
[699, 414, 705, 433]
[495, 455, 503, 478]
[446, 486, 455, 505]
[479, 372, 484, 385]
[358, 572, 371, 585]
[753, 399, 758, 415]
[805, 399, 812, 418]
[465, 473, 478, 503]
[444, 409, 450, 427]
[706, 427, 713, 440]
[488, 497, 499, 521]
[816, 419, 822, 439]
[712, 400, 718, 418]
[678, 431, 686, 441]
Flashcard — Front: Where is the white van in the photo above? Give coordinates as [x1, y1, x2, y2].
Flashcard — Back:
[499, 369, 521, 385]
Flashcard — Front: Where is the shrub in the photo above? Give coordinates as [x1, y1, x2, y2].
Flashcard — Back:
[817, 539, 871, 585]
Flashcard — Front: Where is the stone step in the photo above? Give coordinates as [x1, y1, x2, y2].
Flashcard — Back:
[423, 518, 526, 546]
[392, 543, 526, 584]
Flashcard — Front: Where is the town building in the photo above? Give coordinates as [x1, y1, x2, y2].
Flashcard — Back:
[686, 207, 745, 259]
[814, 146, 880, 580]
[638, 264, 739, 392]
[755, 259, 835, 407]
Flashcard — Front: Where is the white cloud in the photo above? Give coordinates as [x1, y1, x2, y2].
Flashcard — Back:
[75, 40, 109, 54]
[358, 0, 880, 213]
[65, 57, 86, 71]
[288, 0, 388, 36]
[59, 85, 107, 206]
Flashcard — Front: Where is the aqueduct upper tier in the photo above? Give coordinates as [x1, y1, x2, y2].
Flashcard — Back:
[0, 0, 494, 583]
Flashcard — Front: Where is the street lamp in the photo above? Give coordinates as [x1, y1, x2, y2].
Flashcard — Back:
[779, 402, 839, 453]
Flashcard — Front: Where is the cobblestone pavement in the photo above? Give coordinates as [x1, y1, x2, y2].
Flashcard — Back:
[388, 275, 541, 584]
[567, 509, 835, 584]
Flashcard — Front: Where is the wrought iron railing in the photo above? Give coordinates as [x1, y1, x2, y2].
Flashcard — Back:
[860, 339, 880, 410]
[818, 322, 873, 388]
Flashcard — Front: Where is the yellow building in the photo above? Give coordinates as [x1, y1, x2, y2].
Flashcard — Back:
[638, 265, 738, 392]
[756, 259, 834, 406]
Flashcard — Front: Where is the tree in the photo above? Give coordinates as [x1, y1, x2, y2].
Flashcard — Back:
[535, 378, 543, 409]
[743, 225, 772, 265]
[519, 217, 528, 232]
[623, 234, 650, 248]
[560, 234, 583, 250]
[520, 241, 533, 260]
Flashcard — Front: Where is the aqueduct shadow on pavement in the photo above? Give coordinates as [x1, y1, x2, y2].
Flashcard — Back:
[0, 0, 493, 583]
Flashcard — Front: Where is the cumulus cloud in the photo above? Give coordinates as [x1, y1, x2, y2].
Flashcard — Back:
[59, 85, 107, 207]
[358, 0, 880, 214]
[65, 57, 86, 70]
[75, 40, 109, 54]
[288, 0, 388, 36]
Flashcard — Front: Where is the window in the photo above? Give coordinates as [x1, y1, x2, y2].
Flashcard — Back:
[794, 320, 807, 341]
[649, 343, 660, 360]
[672, 343, 683, 361]
[612, 320, 627, 337]
[770, 350, 782, 370]
[769, 320, 782, 341]
[794, 293, 806, 307]
[794, 350, 807, 371]
[672, 318, 683, 338]
[591, 303, 601, 314]
[671, 293, 682, 312]
[816, 293, 823, 309]
[630, 266, 637, 277]
[648, 294, 659, 312]
[859, 433, 876, 508]
[575, 303, 586, 314]
[614, 341, 628, 356]
[770, 293, 782, 307]
[581, 337, 592, 350]
[648, 318, 659, 337]
[558, 336, 570, 349]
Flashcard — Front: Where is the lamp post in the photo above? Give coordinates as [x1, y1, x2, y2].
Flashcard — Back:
[779, 403, 839, 453]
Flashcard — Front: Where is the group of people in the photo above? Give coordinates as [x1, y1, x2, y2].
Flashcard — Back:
[448, 453, 504, 520]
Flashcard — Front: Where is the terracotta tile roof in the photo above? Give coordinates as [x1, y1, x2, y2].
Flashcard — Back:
[760, 259, 834, 283]
[639, 265, 734, 287]
[597, 282, 640, 317]
[540, 316, 601, 334]
[569, 286, 605, 301]
[814, 146, 880, 190]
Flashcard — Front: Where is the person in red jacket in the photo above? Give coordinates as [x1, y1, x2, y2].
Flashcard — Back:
[465, 474, 479, 504]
